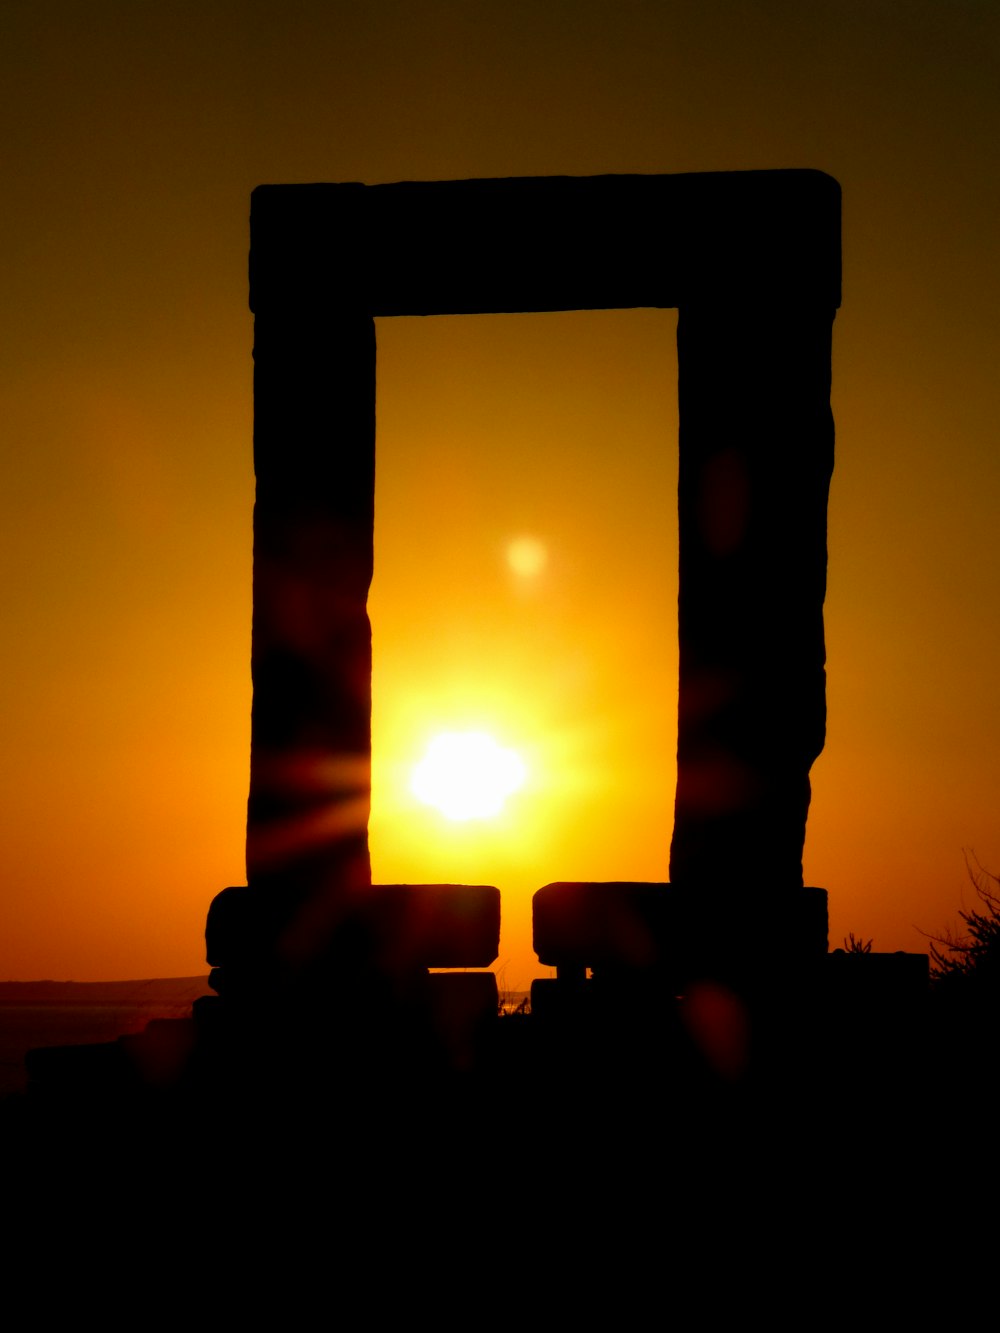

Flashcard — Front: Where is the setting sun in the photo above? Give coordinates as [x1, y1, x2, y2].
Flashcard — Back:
[411, 731, 527, 821]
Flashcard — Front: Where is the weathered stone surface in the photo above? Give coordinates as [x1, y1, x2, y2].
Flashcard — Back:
[364, 884, 500, 970]
[207, 882, 499, 983]
[119, 1019, 197, 1089]
[533, 880, 829, 990]
[670, 303, 835, 892]
[533, 882, 671, 972]
[246, 310, 375, 971]
[826, 949, 929, 1008]
[421, 971, 500, 1072]
[250, 171, 841, 316]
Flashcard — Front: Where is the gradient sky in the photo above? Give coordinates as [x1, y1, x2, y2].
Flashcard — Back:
[1, 1, 998, 983]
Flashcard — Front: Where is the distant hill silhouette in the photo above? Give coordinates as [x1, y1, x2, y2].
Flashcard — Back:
[0, 976, 212, 1005]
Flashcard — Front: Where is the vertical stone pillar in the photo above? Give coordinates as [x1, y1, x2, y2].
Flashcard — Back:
[670, 301, 835, 897]
[246, 307, 376, 972]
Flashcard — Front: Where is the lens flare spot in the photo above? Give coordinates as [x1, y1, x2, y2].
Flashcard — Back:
[411, 731, 526, 821]
[506, 535, 548, 579]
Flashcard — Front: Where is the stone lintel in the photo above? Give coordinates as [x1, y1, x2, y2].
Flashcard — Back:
[250, 170, 841, 316]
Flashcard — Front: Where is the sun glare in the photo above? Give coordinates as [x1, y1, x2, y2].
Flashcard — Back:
[411, 730, 527, 821]
[506, 535, 548, 579]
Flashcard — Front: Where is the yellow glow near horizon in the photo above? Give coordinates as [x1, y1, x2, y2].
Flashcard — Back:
[411, 730, 527, 821]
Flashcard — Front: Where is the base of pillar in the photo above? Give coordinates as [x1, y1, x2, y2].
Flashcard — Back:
[533, 880, 828, 991]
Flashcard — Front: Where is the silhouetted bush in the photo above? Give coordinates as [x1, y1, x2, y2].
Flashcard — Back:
[929, 855, 1000, 1005]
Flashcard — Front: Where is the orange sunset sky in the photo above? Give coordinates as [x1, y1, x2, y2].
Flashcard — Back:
[1, 2, 998, 985]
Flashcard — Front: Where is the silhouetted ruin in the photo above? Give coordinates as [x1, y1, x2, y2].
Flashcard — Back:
[20, 172, 935, 1118]
[225, 170, 840, 1004]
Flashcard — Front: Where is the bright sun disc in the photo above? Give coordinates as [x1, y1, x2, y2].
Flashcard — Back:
[411, 730, 526, 821]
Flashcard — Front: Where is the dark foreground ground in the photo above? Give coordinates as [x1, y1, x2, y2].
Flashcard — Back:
[2, 974, 994, 1313]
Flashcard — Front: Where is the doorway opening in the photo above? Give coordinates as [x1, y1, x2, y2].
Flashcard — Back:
[369, 308, 679, 990]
